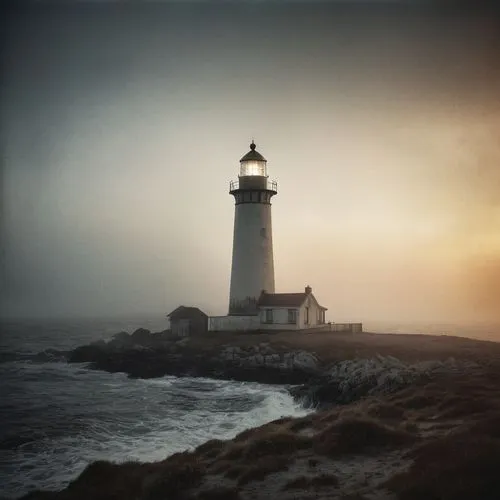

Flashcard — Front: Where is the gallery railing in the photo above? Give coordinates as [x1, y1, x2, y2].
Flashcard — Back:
[229, 179, 278, 192]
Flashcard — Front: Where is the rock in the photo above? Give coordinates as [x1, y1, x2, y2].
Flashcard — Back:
[130, 328, 152, 343]
[108, 332, 132, 349]
[290, 356, 480, 409]
[292, 351, 319, 373]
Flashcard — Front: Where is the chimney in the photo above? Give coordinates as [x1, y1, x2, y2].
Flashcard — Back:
[305, 285, 312, 295]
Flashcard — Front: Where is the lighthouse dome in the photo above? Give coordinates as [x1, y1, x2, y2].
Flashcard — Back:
[240, 141, 267, 162]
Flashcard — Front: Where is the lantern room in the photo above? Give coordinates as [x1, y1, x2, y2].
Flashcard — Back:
[239, 141, 267, 177]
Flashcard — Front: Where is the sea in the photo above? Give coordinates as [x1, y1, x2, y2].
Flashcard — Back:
[0, 316, 311, 499]
[0, 316, 498, 499]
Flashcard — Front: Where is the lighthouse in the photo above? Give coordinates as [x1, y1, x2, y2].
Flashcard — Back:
[228, 142, 277, 315]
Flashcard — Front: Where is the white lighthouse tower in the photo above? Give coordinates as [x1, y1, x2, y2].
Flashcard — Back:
[228, 141, 277, 316]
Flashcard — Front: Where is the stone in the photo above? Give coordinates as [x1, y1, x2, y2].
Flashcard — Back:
[130, 328, 152, 344]
[291, 351, 319, 372]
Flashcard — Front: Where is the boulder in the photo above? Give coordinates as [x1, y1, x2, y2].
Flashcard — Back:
[109, 332, 131, 349]
[291, 351, 319, 373]
[130, 328, 152, 343]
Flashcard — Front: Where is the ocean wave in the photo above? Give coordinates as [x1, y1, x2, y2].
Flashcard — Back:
[0, 350, 69, 365]
[0, 367, 309, 499]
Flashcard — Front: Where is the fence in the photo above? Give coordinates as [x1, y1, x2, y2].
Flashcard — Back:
[229, 179, 278, 192]
[306, 323, 363, 334]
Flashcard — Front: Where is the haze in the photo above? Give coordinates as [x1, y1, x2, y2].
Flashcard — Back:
[1, 1, 499, 325]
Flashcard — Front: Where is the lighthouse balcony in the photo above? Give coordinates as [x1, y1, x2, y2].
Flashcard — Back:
[229, 178, 278, 194]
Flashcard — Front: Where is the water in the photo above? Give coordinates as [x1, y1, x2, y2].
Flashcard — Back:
[0, 317, 310, 499]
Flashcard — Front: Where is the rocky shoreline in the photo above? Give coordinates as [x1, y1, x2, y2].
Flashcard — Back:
[16, 328, 500, 500]
[66, 328, 483, 410]
[68, 328, 325, 386]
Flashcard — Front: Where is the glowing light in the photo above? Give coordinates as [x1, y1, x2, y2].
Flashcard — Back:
[240, 160, 267, 177]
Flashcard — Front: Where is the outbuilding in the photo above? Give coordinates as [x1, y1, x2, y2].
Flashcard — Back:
[166, 306, 209, 337]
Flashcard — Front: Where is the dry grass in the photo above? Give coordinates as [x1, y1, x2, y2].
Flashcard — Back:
[220, 428, 312, 462]
[283, 473, 339, 490]
[196, 487, 241, 500]
[194, 439, 227, 459]
[36, 452, 206, 500]
[62, 460, 150, 500]
[314, 417, 417, 457]
[365, 401, 406, 420]
[142, 456, 205, 500]
[385, 433, 500, 500]
[18, 493, 59, 500]
[235, 456, 291, 486]
[244, 430, 312, 458]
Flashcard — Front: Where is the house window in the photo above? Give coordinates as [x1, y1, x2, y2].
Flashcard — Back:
[265, 309, 273, 324]
[305, 307, 309, 325]
[288, 309, 297, 324]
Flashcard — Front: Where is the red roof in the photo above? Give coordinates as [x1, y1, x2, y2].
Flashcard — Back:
[258, 293, 307, 307]
[258, 292, 327, 310]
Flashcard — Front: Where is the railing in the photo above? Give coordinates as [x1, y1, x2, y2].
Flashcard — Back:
[229, 179, 278, 192]
[320, 323, 363, 333]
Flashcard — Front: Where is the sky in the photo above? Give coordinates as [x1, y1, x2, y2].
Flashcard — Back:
[1, 0, 499, 324]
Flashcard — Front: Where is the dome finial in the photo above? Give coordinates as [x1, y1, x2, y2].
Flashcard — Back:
[250, 140, 256, 150]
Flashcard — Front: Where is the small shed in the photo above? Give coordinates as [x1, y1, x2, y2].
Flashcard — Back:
[167, 306, 209, 337]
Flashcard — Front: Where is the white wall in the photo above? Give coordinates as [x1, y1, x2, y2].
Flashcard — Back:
[259, 307, 300, 330]
[209, 315, 260, 331]
[228, 201, 275, 314]
[298, 295, 325, 329]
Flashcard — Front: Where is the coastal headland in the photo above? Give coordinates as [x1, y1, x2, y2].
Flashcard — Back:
[21, 328, 500, 500]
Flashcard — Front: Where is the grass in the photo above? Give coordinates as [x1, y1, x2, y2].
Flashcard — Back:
[63, 460, 149, 500]
[196, 487, 241, 500]
[365, 401, 406, 420]
[220, 429, 312, 462]
[283, 473, 339, 490]
[235, 456, 291, 486]
[244, 430, 312, 458]
[195, 439, 227, 458]
[142, 456, 205, 500]
[385, 433, 500, 500]
[314, 417, 417, 457]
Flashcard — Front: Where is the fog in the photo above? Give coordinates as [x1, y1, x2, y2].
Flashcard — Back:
[1, 1, 499, 324]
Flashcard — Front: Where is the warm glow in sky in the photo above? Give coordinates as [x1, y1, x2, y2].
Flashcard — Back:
[1, 1, 499, 324]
